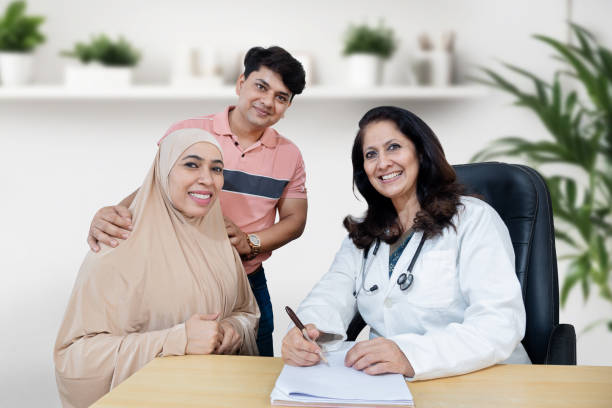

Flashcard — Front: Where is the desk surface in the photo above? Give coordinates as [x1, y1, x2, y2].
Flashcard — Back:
[92, 355, 612, 408]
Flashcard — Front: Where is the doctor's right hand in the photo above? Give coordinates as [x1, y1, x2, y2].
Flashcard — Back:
[87, 205, 132, 252]
[281, 324, 322, 366]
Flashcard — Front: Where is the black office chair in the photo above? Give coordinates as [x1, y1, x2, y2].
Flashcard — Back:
[346, 162, 577, 365]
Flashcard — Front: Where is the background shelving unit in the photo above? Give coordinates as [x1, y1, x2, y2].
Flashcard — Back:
[0, 85, 487, 101]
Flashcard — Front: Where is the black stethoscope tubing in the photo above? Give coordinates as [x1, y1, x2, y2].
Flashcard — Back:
[354, 233, 426, 297]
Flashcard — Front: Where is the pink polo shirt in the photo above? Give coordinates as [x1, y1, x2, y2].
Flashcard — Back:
[159, 106, 307, 274]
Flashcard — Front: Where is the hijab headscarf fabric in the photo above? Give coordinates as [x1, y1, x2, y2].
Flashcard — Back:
[54, 129, 259, 408]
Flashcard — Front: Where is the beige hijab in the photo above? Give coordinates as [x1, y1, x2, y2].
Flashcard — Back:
[54, 129, 259, 408]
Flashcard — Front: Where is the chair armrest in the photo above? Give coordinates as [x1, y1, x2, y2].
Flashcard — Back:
[545, 323, 576, 365]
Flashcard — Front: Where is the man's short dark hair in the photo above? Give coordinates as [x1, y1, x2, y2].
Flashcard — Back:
[243, 46, 306, 101]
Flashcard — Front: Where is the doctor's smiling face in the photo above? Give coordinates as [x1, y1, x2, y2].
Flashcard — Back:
[362, 120, 420, 203]
[347, 106, 460, 245]
[168, 142, 224, 218]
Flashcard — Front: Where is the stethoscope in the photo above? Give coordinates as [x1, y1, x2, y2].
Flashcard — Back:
[353, 233, 426, 297]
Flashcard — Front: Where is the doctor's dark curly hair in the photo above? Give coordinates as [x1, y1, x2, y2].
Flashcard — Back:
[343, 106, 466, 249]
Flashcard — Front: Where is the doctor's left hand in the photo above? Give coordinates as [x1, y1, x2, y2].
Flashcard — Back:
[345, 338, 415, 377]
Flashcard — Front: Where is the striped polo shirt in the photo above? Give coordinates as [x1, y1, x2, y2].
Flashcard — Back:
[159, 106, 307, 274]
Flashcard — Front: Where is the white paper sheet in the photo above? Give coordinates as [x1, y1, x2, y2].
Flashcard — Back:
[271, 342, 413, 406]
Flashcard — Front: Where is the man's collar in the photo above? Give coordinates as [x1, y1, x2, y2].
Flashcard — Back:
[212, 106, 234, 136]
[260, 127, 279, 148]
[215, 105, 279, 148]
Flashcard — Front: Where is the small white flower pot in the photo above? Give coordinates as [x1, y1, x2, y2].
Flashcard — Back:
[0, 52, 34, 86]
[64, 63, 133, 89]
[346, 54, 382, 88]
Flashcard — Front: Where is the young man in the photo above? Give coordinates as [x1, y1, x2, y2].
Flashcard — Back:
[87, 46, 308, 357]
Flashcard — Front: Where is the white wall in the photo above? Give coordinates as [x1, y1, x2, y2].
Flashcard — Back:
[1, 1, 611, 406]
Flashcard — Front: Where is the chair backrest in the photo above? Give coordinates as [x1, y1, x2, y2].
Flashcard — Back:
[453, 162, 559, 364]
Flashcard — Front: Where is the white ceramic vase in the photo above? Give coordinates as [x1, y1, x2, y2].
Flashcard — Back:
[346, 54, 382, 88]
[0, 52, 34, 86]
[171, 45, 225, 87]
[64, 63, 133, 89]
[413, 50, 452, 87]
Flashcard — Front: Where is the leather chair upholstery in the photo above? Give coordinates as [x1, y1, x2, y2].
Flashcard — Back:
[346, 162, 576, 365]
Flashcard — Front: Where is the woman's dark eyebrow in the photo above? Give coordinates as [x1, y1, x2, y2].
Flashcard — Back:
[384, 139, 402, 146]
[182, 155, 203, 161]
[364, 138, 402, 151]
[182, 155, 223, 166]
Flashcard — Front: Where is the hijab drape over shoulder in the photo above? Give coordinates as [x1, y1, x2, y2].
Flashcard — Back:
[54, 129, 259, 408]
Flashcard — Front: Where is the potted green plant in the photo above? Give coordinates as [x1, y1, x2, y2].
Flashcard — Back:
[0, 0, 45, 86]
[342, 21, 396, 87]
[472, 23, 612, 334]
[61, 34, 141, 88]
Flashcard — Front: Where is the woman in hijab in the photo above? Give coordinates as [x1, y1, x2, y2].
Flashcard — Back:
[54, 129, 259, 408]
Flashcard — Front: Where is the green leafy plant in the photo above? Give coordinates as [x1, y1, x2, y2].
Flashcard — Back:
[472, 23, 612, 332]
[343, 21, 397, 59]
[61, 34, 141, 67]
[0, 1, 45, 52]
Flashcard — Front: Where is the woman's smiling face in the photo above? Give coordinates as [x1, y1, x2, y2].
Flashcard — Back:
[362, 120, 419, 203]
[168, 142, 224, 218]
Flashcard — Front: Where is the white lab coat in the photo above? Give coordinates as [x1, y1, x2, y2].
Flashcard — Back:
[297, 196, 531, 381]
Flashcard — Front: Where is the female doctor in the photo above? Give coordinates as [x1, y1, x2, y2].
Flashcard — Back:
[281, 106, 531, 380]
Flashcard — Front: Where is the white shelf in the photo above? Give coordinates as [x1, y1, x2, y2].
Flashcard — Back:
[0, 85, 487, 101]
[305, 86, 486, 100]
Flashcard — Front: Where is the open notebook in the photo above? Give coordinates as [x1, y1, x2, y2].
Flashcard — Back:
[271, 342, 414, 407]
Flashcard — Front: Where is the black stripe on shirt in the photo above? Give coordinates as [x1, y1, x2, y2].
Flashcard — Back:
[222, 169, 289, 199]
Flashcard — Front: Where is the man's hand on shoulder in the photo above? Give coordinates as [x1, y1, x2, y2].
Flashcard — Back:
[224, 217, 251, 256]
[88, 205, 133, 252]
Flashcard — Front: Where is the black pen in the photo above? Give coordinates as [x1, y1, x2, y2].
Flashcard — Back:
[285, 306, 329, 365]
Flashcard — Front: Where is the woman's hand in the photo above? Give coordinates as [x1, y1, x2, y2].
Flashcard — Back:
[217, 321, 242, 354]
[281, 324, 322, 366]
[345, 338, 415, 377]
[185, 313, 223, 355]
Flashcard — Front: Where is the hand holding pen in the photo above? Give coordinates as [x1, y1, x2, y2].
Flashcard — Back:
[283, 306, 329, 366]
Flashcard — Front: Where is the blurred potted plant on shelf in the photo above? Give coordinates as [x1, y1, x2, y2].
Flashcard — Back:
[342, 20, 396, 87]
[61, 34, 141, 88]
[472, 23, 612, 333]
[0, 0, 45, 86]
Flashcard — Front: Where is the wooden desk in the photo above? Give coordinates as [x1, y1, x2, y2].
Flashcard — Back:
[92, 355, 612, 408]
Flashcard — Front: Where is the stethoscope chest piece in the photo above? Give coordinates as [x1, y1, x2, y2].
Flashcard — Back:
[355, 234, 426, 297]
[397, 272, 414, 291]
